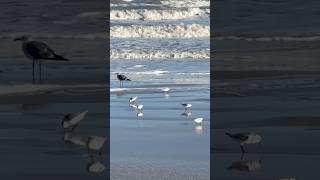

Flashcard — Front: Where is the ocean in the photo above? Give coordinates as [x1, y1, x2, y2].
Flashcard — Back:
[110, 0, 210, 179]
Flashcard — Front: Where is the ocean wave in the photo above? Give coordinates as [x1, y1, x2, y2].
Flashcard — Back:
[110, 24, 210, 38]
[215, 35, 320, 42]
[111, 49, 209, 59]
[111, 8, 209, 20]
[110, 3, 161, 8]
[160, 0, 210, 7]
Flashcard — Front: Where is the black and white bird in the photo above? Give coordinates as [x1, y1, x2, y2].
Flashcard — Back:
[129, 96, 138, 104]
[225, 132, 262, 154]
[182, 103, 192, 111]
[115, 73, 131, 87]
[86, 136, 107, 156]
[62, 111, 88, 132]
[14, 35, 68, 82]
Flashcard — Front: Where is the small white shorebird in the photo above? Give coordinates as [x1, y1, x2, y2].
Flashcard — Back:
[62, 110, 88, 132]
[86, 136, 107, 156]
[137, 104, 144, 111]
[194, 117, 204, 125]
[14, 35, 68, 82]
[225, 132, 262, 154]
[182, 103, 192, 111]
[162, 87, 171, 97]
[129, 96, 138, 104]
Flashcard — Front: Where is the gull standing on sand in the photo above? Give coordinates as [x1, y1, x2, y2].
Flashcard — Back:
[116, 73, 131, 88]
[194, 117, 204, 125]
[14, 35, 68, 82]
[87, 136, 107, 156]
[62, 111, 88, 132]
[225, 132, 262, 154]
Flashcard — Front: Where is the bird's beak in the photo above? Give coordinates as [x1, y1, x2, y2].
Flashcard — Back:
[14, 38, 21, 41]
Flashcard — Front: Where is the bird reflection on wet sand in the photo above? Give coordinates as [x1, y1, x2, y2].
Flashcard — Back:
[227, 159, 261, 172]
[61, 111, 106, 174]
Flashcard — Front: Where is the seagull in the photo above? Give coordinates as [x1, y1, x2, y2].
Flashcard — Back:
[225, 132, 262, 154]
[115, 73, 131, 87]
[87, 160, 106, 174]
[62, 110, 88, 132]
[182, 103, 192, 110]
[129, 104, 137, 109]
[194, 117, 204, 125]
[14, 35, 68, 82]
[86, 136, 107, 156]
[129, 96, 138, 104]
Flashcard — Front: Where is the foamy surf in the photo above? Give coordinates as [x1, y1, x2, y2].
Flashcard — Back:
[111, 49, 209, 59]
[110, 24, 210, 38]
[160, 0, 210, 8]
[111, 8, 209, 20]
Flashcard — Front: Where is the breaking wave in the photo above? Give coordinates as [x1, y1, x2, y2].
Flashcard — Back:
[160, 0, 210, 8]
[111, 49, 209, 59]
[110, 24, 210, 38]
[111, 8, 209, 20]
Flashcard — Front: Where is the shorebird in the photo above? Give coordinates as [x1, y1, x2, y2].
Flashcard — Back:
[182, 103, 192, 111]
[129, 96, 138, 104]
[86, 136, 107, 156]
[194, 117, 204, 125]
[62, 111, 88, 132]
[225, 132, 262, 154]
[116, 73, 131, 87]
[87, 160, 106, 174]
[14, 35, 68, 82]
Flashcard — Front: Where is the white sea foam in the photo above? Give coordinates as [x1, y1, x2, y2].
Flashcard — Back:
[160, 0, 210, 7]
[110, 24, 210, 38]
[111, 49, 209, 59]
[111, 8, 209, 20]
[127, 65, 147, 69]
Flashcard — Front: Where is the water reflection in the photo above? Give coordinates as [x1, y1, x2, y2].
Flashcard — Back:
[195, 125, 203, 134]
[86, 157, 106, 174]
[227, 159, 261, 172]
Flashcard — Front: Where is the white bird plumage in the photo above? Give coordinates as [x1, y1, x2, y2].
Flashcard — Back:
[129, 96, 138, 104]
[194, 117, 204, 125]
[137, 104, 144, 110]
[162, 87, 171, 93]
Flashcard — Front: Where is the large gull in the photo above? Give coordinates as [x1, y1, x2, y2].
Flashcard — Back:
[14, 35, 68, 82]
